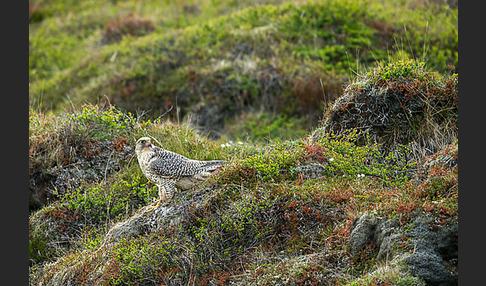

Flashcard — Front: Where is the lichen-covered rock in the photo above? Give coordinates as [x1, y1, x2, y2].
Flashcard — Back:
[401, 216, 458, 286]
[349, 213, 379, 255]
[349, 212, 458, 285]
[102, 205, 177, 246]
[293, 164, 326, 179]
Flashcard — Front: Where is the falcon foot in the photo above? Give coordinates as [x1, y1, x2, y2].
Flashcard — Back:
[144, 200, 162, 213]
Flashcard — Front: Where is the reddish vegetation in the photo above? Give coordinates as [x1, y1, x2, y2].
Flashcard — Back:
[102, 13, 155, 44]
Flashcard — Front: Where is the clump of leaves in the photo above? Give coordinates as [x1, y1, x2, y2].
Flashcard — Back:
[218, 141, 303, 185]
[69, 104, 140, 139]
[305, 130, 417, 185]
[59, 171, 157, 226]
[97, 232, 179, 284]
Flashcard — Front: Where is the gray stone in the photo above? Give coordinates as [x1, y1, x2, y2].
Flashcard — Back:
[349, 213, 458, 285]
[349, 213, 379, 255]
[293, 164, 326, 180]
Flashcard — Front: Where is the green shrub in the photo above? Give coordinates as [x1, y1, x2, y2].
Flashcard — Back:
[58, 171, 157, 225]
[220, 129, 415, 188]
[306, 130, 416, 185]
[218, 140, 303, 185]
[100, 233, 178, 285]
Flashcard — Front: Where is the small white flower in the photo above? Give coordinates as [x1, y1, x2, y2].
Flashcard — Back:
[329, 157, 334, 162]
[237, 141, 244, 145]
[221, 143, 226, 148]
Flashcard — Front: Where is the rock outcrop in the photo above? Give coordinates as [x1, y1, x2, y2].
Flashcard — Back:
[350, 213, 458, 285]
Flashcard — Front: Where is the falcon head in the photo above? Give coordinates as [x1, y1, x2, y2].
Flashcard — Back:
[135, 137, 153, 154]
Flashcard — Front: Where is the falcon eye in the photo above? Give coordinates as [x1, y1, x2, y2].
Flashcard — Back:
[140, 140, 145, 144]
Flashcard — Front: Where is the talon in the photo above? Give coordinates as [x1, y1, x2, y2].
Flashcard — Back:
[145, 200, 162, 213]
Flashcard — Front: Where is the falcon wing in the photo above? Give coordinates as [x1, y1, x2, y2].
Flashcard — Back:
[147, 148, 199, 177]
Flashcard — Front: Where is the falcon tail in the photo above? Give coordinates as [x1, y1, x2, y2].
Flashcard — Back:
[199, 160, 226, 171]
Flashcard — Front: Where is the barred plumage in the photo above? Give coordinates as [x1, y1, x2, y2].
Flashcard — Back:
[135, 137, 225, 211]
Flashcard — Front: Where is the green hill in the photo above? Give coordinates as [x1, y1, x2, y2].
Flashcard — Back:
[29, 0, 457, 141]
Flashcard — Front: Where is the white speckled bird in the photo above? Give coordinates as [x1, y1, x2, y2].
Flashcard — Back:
[135, 137, 225, 212]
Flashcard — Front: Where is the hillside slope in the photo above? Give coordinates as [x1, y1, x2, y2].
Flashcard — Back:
[29, 61, 458, 285]
[29, 0, 458, 140]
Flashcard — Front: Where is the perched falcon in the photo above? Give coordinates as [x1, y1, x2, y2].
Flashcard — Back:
[135, 137, 225, 211]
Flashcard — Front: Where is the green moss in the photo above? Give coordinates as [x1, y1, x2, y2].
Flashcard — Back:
[29, 222, 53, 265]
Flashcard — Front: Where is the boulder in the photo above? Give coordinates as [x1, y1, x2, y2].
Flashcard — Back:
[349, 213, 458, 285]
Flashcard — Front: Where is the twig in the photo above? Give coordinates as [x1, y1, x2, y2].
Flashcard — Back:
[157, 105, 174, 121]
[104, 150, 114, 182]
[103, 94, 112, 108]
[319, 78, 328, 109]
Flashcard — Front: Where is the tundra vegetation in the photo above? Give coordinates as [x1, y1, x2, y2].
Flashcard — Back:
[30, 0, 457, 285]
